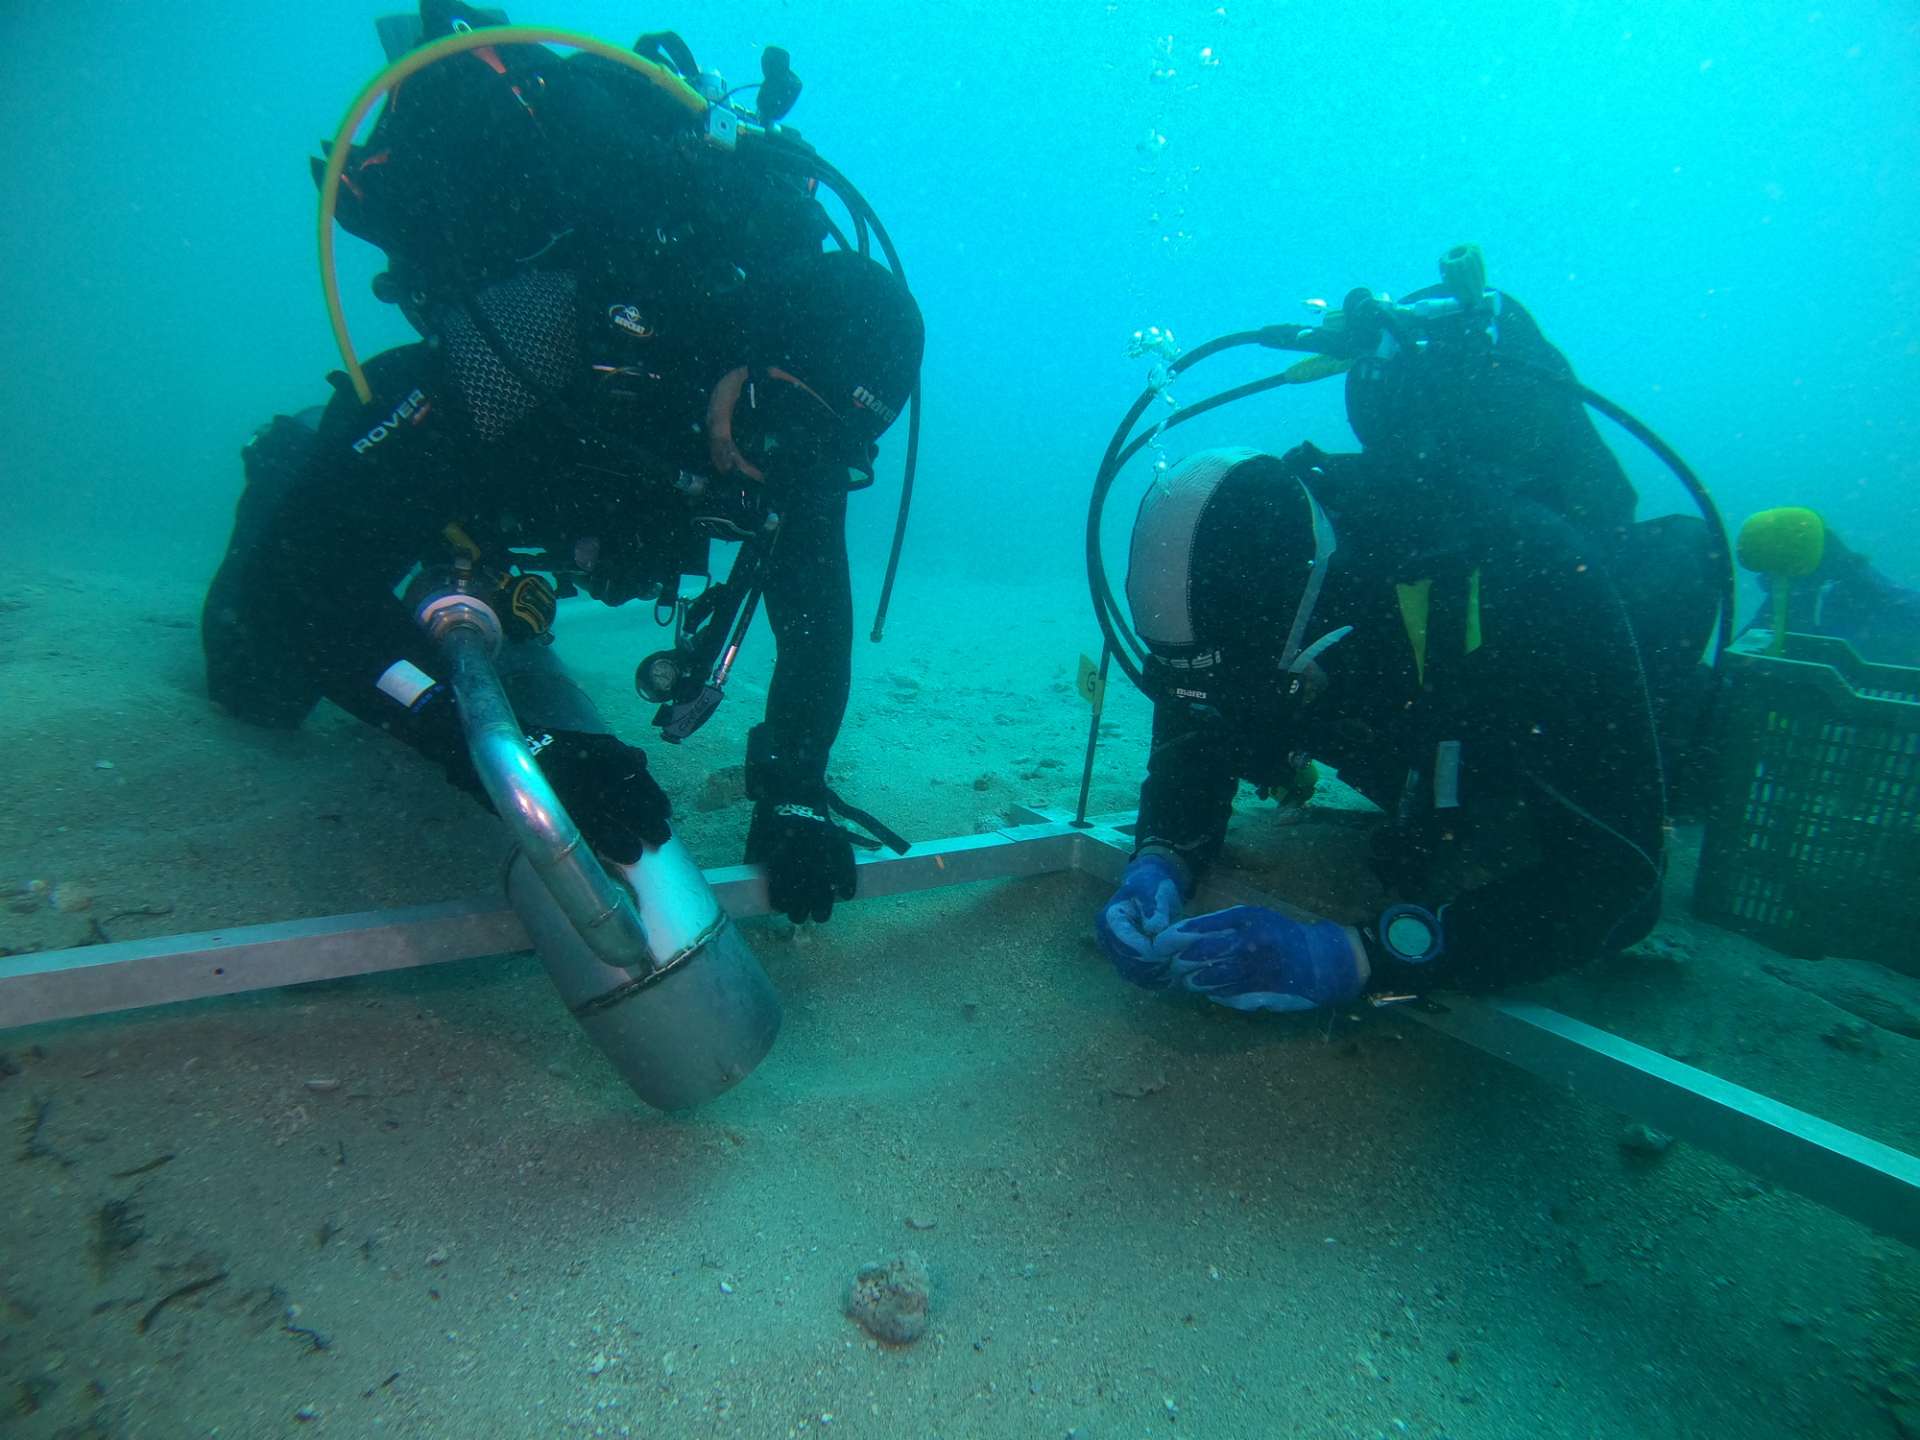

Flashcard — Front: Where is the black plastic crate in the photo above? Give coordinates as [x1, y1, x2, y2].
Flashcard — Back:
[1693, 633, 1920, 966]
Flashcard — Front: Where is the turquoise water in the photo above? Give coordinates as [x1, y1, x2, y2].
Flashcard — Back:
[1, 4, 1917, 1437]
[4, 2, 1916, 586]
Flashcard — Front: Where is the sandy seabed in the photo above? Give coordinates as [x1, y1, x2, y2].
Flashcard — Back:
[2, 564, 1917, 1440]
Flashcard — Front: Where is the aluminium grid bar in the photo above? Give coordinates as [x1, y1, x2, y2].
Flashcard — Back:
[1412, 997, 1920, 1250]
[0, 819, 1091, 1029]
[2, 810, 1916, 1249]
[1040, 806, 1920, 1251]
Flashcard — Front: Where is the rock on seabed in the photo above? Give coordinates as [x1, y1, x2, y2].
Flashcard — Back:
[845, 1252, 930, 1345]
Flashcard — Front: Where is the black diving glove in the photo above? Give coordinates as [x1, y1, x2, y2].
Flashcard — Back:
[534, 729, 672, 865]
[492, 571, 558, 642]
[746, 793, 857, 924]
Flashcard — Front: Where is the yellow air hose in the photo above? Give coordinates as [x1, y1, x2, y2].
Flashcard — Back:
[317, 26, 707, 405]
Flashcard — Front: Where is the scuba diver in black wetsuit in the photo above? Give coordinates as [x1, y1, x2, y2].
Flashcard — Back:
[1087, 247, 1730, 1010]
[202, 6, 924, 925]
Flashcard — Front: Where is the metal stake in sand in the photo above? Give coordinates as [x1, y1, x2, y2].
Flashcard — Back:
[1071, 645, 1111, 828]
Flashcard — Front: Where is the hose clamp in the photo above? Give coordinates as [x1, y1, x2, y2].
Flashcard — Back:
[416, 589, 503, 653]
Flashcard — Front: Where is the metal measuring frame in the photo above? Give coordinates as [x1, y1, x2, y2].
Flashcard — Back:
[3, 804, 1915, 1250]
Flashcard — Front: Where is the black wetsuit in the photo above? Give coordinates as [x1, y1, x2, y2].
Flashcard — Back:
[202, 327, 853, 801]
[1135, 447, 1672, 994]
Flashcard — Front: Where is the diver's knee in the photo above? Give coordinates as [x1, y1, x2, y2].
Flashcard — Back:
[202, 604, 316, 729]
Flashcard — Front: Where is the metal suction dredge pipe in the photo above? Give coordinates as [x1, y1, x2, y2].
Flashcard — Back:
[438, 616, 782, 1110]
[439, 620, 655, 974]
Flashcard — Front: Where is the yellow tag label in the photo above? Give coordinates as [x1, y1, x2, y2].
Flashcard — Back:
[1075, 653, 1107, 710]
[1395, 579, 1433, 688]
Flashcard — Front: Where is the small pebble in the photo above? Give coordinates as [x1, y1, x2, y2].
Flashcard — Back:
[1618, 1122, 1673, 1156]
[425, 1246, 450, 1268]
[905, 1216, 937, 1231]
[51, 884, 94, 914]
[295, 1405, 318, 1422]
[94, 759, 115, 771]
[304, 1077, 342, 1093]
[587, 1354, 609, 1376]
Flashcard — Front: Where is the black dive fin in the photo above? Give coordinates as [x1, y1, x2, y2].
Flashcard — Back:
[634, 31, 700, 79]
[374, 14, 422, 61]
[378, 5, 509, 60]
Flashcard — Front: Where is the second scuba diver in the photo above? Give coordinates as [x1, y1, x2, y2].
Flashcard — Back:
[1092, 252, 1726, 1009]
[202, 7, 923, 925]
[1736, 506, 1920, 666]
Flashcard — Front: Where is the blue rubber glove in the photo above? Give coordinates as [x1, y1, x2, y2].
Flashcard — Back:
[1094, 853, 1186, 988]
[1147, 904, 1366, 1013]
